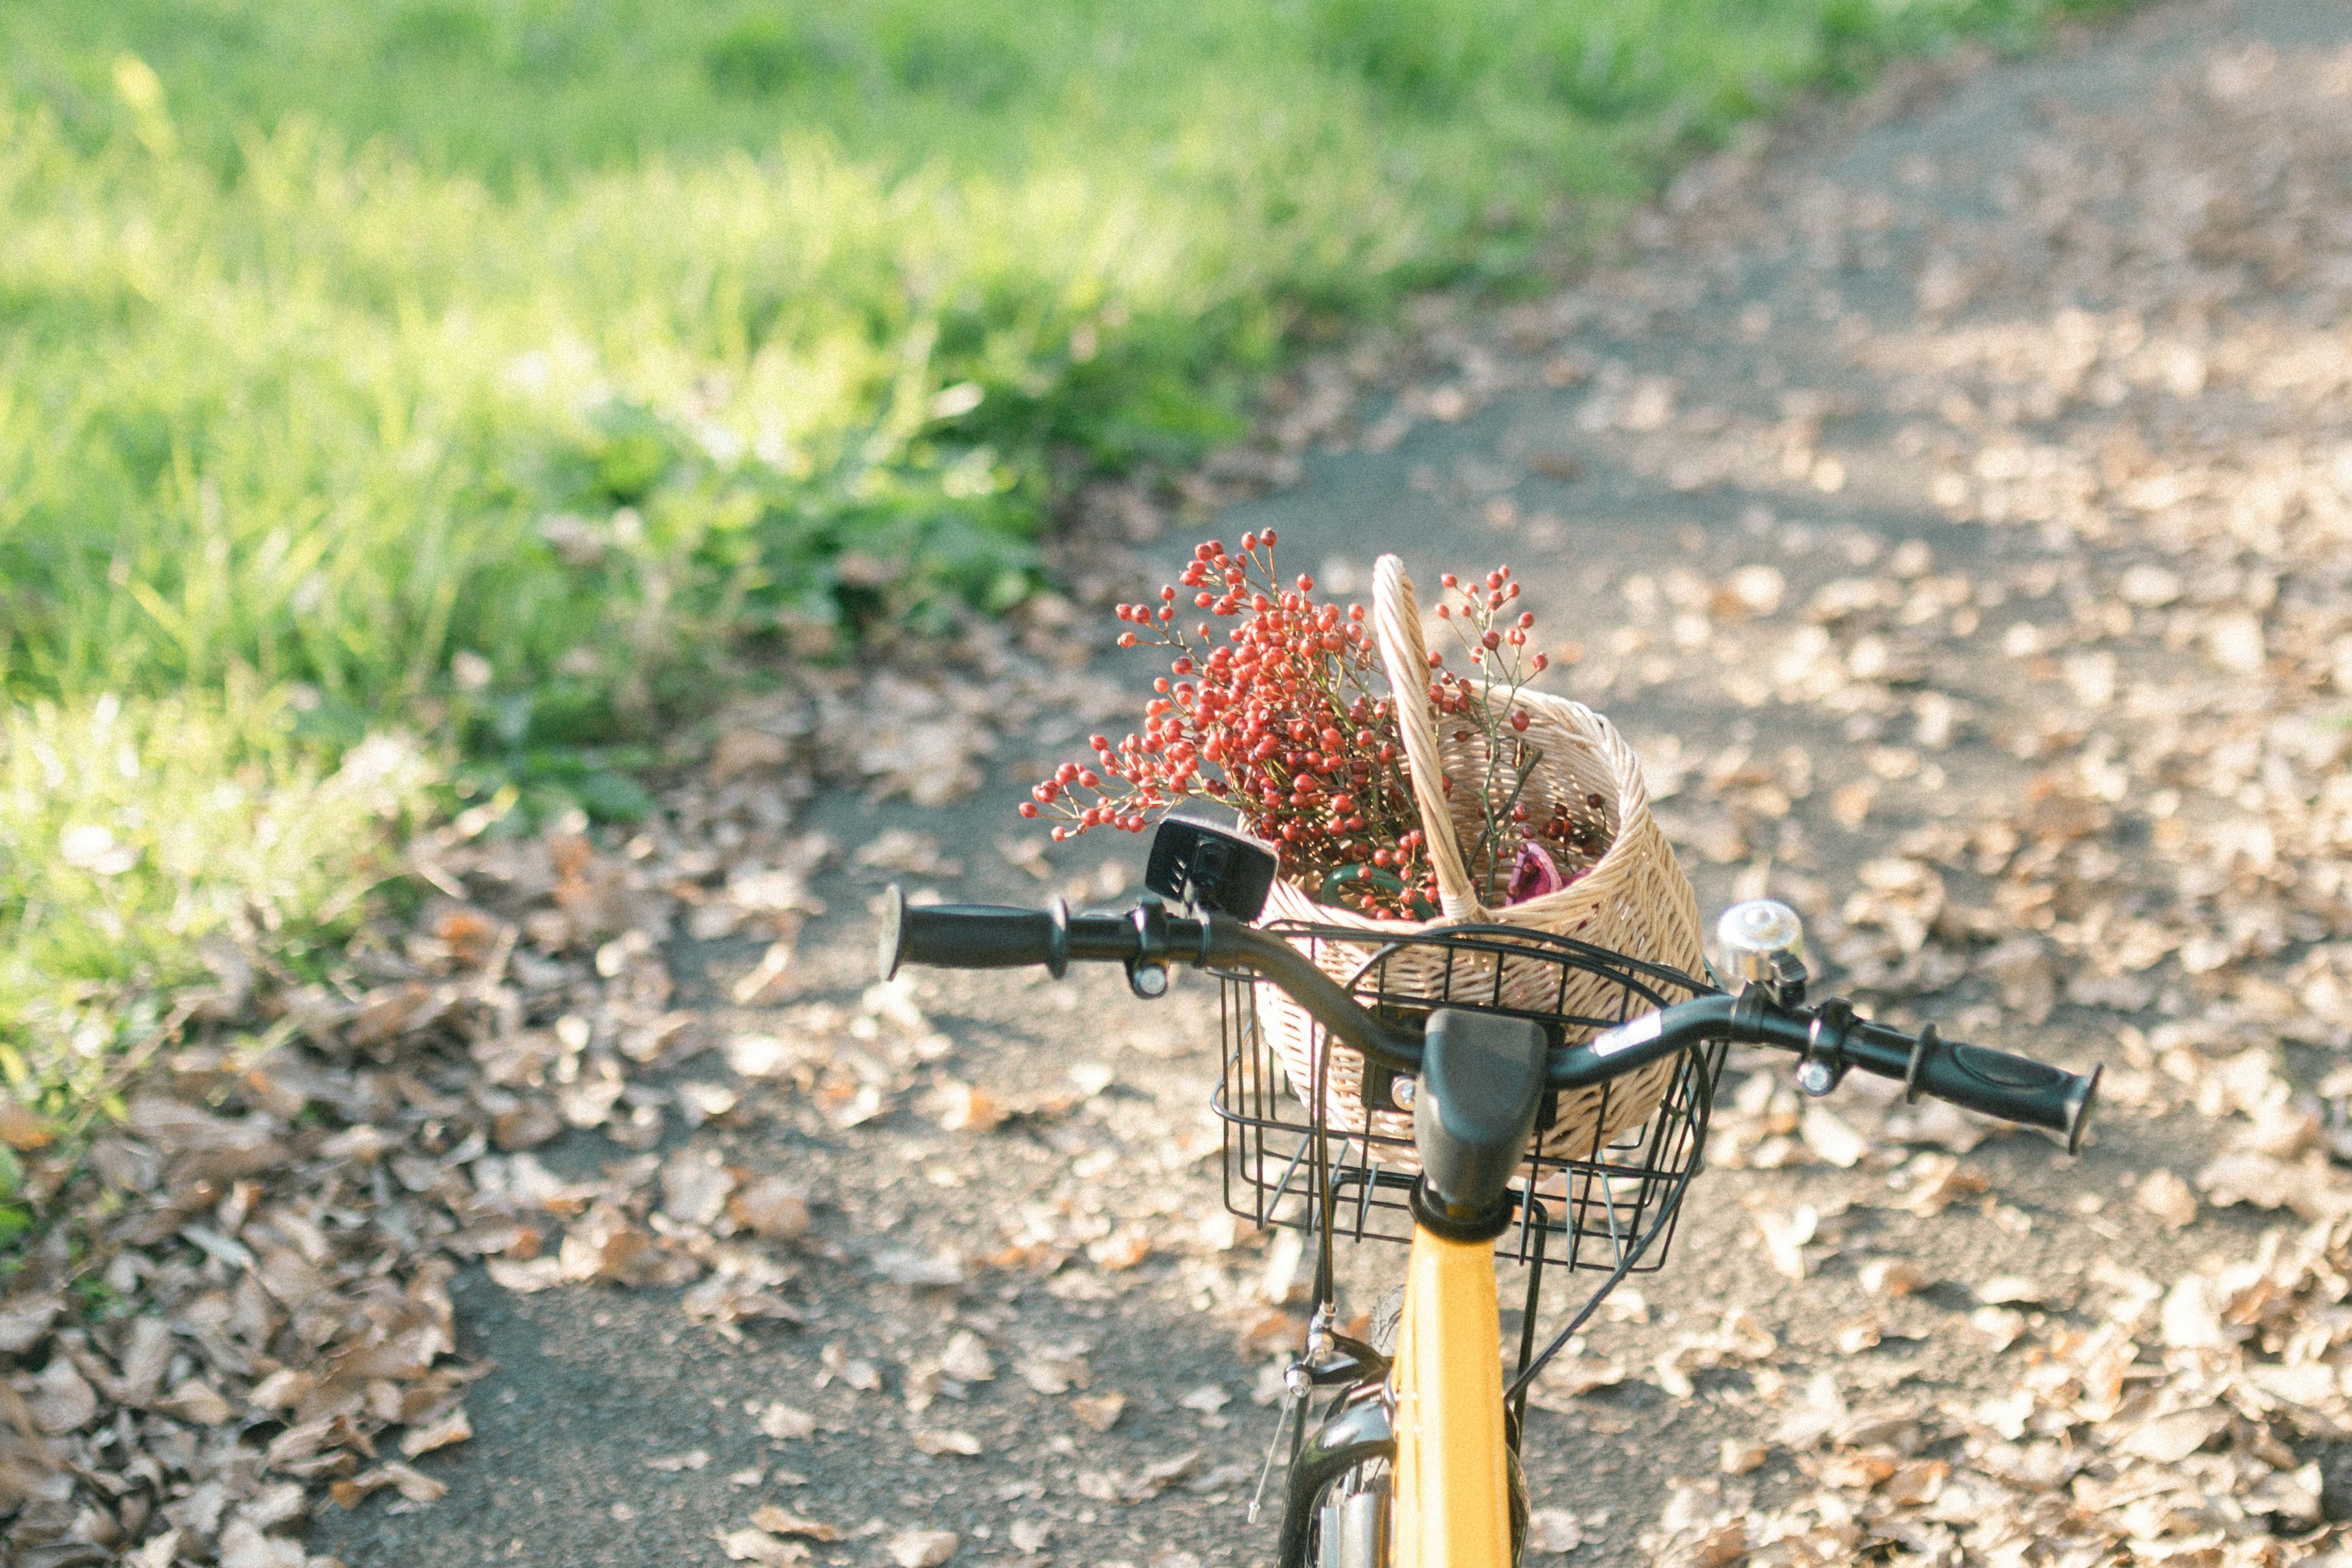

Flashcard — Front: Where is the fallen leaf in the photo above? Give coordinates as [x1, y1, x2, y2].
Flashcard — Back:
[888, 1529, 960, 1568]
[1757, 1205, 1817, 1280]
[759, 1402, 819, 1441]
[1527, 1506, 1586, 1553]
[750, 1504, 840, 1540]
[913, 1429, 982, 1457]
[1976, 1276, 2044, 1305]
[399, 1406, 472, 1458]
[721, 1528, 812, 1566]
[27, 1355, 96, 1433]
[1799, 1104, 1868, 1168]
[818, 1342, 883, 1392]
[1071, 1391, 1127, 1431]
[935, 1082, 1005, 1134]
[729, 1177, 811, 1241]
[1857, 1258, 1927, 1297]
[1086, 1229, 1152, 1271]
[157, 1378, 236, 1425]
[2114, 1404, 2230, 1462]
[875, 1249, 965, 1289]
[2135, 1169, 2198, 1229]
[939, 1330, 995, 1383]
[1969, 1306, 2027, 1350]
[1177, 1384, 1232, 1414]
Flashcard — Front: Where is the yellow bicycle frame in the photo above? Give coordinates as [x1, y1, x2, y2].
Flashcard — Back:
[1389, 1225, 1512, 1566]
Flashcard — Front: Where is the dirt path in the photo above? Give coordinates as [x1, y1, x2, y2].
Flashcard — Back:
[311, 2, 2352, 1563]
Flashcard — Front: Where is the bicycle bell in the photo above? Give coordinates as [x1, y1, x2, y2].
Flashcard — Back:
[1717, 899, 1807, 1007]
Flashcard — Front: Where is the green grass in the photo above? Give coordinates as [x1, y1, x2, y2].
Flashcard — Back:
[0, 0, 2121, 1109]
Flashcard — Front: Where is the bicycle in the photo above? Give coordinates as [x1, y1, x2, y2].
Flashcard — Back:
[877, 819, 2098, 1568]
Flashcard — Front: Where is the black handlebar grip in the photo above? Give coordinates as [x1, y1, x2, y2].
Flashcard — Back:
[878, 886, 1070, 980]
[1908, 1033, 2100, 1153]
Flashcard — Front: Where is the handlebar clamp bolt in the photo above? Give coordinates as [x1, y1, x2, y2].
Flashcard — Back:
[1126, 962, 1170, 998]
[1796, 1058, 1839, 1097]
[1391, 1076, 1416, 1109]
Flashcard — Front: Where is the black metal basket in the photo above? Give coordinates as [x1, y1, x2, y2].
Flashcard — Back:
[1212, 921, 1728, 1270]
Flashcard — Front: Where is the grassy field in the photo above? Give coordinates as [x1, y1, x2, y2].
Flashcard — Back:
[0, 0, 2119, 1129]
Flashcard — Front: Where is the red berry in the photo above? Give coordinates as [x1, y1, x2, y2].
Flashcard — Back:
[1118, 633, 1137, 647]
[1510, 710, 1530, 731]
[1262, 528, 1277, 545]
[1019, 802, 1039, 818]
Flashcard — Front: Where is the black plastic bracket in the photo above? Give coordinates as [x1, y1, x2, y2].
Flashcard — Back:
[1798, 997, 1855, 1095]
[1125, 896, 1174, 997]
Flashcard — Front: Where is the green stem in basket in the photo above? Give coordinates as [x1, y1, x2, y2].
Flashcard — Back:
[1465, 740, 1540, 905]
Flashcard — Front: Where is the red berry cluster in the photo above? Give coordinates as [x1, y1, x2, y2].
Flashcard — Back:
[1022, 534, 1574, 917]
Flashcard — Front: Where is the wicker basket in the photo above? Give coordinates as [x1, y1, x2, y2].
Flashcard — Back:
[1253, 554, 1703, 1167]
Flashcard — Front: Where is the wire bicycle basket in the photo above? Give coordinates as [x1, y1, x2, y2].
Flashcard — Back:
[1214, 920, 1728, 1270]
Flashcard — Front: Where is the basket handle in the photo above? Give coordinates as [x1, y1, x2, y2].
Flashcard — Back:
[1371, 554, 1487, 922]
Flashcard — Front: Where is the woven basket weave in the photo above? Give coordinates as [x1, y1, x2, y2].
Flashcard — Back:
[1254, 554, 1703, 1167]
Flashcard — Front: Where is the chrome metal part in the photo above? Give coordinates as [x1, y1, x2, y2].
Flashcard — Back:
[1717, 900, 1807, 1003]
[1318, 1477, 1390, 1568]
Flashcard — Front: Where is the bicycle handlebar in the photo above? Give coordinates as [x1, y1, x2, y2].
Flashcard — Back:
[879, 888, 2098, 1152]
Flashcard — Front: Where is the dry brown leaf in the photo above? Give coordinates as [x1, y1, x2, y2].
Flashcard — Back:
[1017, 1352, 1088, 1395]
[379, 1461, 448, 1503]
[728, 1177, 811, 1241]
[1969, 1306, 2027, 1350]
[1858, 1257, 1927, 1297]
[1976, 1276, 2045, 1305]
[2113, 1404, 2230, 1462]
[1086, 1229, 1152, 1271]
[887, 1529, 960, 1568]
[398, 1405, 472, 1458]
[157, 1378, 236, 1425]
[26, 1355, 96, 1434]
[750, 1504, 840, 1540]
[1757, 1205, 1817, 1280]
[758, 1402, 819, 1441]
[935, 1080, 1005, 1134]
[1070, 1391, 1127, 1431]
[1720, 1439, 1768, 1476]
[2145, 1170, 2192, 1232]
[873, 1249, 965, 1289]
[938, 1330, 995, 1384]
[1527, 1506, 1586, 1553]
[1799, 1104, 1868, 1167]
[721, 1528, 812, 1566]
